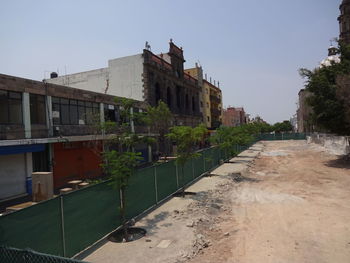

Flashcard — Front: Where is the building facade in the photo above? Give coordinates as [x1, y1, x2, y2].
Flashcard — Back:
[0, 73, 148, 201]
[297, 89, 313, 133]
[185, 65, 223, 129]
[47, 40, 202, 127]
[338, 0, 350, 45]
[222, 107, 247, 127]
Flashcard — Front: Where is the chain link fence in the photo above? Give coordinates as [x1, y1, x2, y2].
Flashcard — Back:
[0, 246, 88, 263]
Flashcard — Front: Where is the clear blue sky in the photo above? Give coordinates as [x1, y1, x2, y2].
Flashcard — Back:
[0, 0, 341, 124]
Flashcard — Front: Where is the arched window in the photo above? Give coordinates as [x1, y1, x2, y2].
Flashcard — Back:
[155, 82, 161, 105]
[192, 96, 195, 112]
[185, 94, 189, 109]
[176, 86, 181, 108]
[167, 87, 172, 107]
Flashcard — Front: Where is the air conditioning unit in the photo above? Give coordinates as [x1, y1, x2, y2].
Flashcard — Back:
[32, 172, 54, 202]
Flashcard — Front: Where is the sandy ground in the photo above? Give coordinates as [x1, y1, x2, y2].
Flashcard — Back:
[83, 141, 350, 263]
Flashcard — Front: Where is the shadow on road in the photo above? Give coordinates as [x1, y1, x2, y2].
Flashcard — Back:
[140, 211, 171, 235]
[324, 155, 350, 169]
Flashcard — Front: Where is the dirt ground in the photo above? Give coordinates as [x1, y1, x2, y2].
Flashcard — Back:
[189, 140, 350, 263]
[83, 140, 350, 263]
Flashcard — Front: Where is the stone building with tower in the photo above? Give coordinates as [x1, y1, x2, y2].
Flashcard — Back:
[47, 40, 202, 127]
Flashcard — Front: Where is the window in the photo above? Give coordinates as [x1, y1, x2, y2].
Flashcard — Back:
[104, 104, 117, 122]
[52, 97, 99, 125]
[167, 87, 172, 107]
[200, 101, 203, 107]
[69, 100, 78, 125]
[192, 96, 195, 112]
[30, 94, 46, 124]
[176, 86, 181, 108]
[207, 116, 210, 122]
[185, 94, 189, 109]
[0, 90, 22, 124]
[155, 83, 161, 105]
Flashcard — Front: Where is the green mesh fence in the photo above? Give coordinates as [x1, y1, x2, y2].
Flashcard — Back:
[0, 134, 307, 260]
[177, 160, 194, 187]
[62, 181, 120, 257]
[203, 147, 215, 171]
[125, 166, 157, 220]
[155, 161, 178, 201]
[193, 154, 205, 178]
[0, 246, 87, 263]
[0, 197, 63, 256]
[258, 133, 306, 141]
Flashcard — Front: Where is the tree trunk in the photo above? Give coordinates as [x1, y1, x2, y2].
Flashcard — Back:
[181, 166, 185, 197]
[120, 186, 129, 242]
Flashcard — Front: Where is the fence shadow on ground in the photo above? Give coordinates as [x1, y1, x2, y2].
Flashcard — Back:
[324, 155, 350, 169]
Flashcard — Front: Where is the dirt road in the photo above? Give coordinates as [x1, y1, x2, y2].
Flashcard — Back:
[190, 140, 350, 263]
[83, 140, 350, 263]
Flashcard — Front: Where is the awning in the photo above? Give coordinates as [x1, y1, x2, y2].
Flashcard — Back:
[0, 144, 45, 156]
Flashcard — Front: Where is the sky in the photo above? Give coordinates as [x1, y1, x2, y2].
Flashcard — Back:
[0, 0, 341, 124]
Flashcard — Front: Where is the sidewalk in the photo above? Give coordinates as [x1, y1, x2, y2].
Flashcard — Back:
[81, 143, 264, 263]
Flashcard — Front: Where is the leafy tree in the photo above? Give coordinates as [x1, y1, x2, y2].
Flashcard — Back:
[299, 42, 350, 135]
[212, 123, 273, 156]
[166, 124, 207, 196]
[145, 101, 173, 159]
[101, 98, 153, 241]
[273, 121, 293, 133]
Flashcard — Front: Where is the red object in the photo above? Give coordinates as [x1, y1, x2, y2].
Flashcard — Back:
[52, 141, 102, 189]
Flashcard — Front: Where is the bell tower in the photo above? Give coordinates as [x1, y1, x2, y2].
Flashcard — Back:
[338, 0, 350, 45]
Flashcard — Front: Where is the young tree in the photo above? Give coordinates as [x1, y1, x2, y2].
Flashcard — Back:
[166, 124, 207, 196]
[145, 101, 173, 160]
[211, 123, 272, 156]
[101, 98, 153, 241]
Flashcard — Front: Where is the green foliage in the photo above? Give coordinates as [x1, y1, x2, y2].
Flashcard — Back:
[101, 151, 142, 188]
[166, 124, 207, 166]
[299, 43, 350, 135]
[145, 101, 173, 156]
[212, 123, 272, 155]
[272, 121, 293, 133]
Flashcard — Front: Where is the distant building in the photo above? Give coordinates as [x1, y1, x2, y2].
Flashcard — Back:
[47, 40, 202, 127]
[222, 107, 247, 127]
[185, 66, 223, 129]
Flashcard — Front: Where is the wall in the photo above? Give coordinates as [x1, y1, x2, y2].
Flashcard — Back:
[202, 81, 212, 128]
[108, 54, 144, 101]
[46, 54, 144, 101]
[307, 133, 350, 155]
[47, 68, 109, 95]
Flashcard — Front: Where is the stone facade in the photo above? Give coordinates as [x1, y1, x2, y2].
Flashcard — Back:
[338, 0, 350, 45]
[296, 89, 313, 133]
[142, 41, 202, 127]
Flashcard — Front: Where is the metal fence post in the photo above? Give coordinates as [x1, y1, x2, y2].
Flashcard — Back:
[154, 166, 158, 204]
[175, 162, 179, 189]
[59, 196, 66, 257]
[192, 159, 195, 179]
[203, 150, 206, 172]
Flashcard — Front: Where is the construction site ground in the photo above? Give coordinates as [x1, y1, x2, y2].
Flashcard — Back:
[82, 140, 350, 263]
